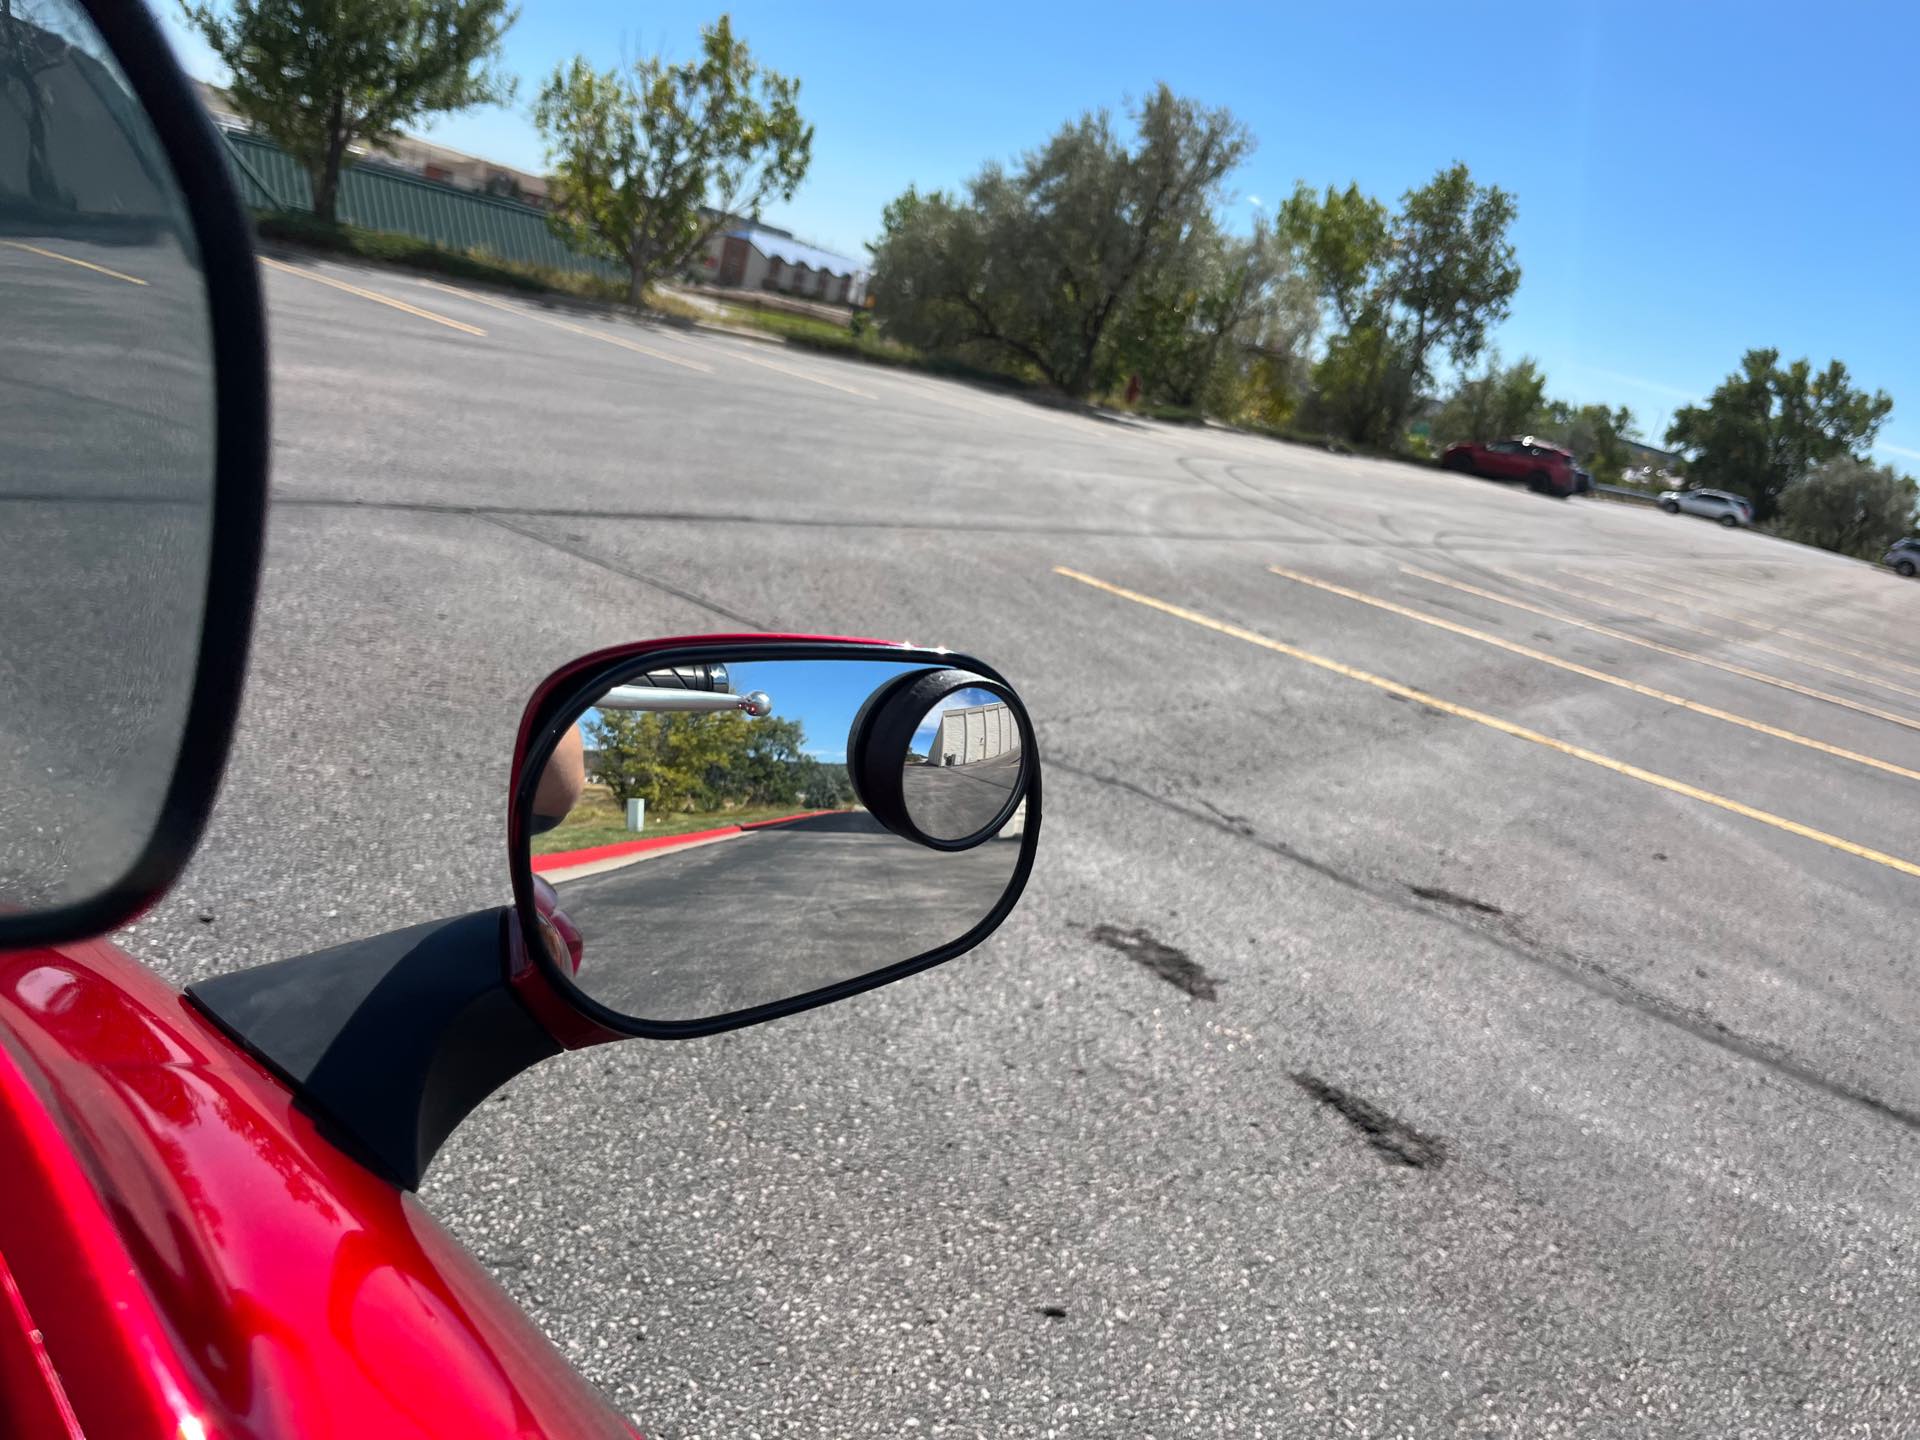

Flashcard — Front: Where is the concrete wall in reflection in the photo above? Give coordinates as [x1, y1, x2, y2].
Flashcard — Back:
[932, 702, 1016, 767]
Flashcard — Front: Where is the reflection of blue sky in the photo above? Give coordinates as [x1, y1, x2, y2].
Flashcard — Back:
[910, 686, 1000, 752]
[576, 657, 935, 763]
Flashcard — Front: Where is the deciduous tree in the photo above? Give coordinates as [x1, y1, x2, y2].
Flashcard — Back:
[181, 0, 517, 224]
[871, 87, 1251, 398]
[1665, 349, 1893, 520]
[1284, 164, 1520, 446]
[535, 16, 811, 305]
[1775, 457, 1916, 558]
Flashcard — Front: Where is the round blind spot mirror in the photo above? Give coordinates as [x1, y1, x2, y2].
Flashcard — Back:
[903, 687, 1024, 843]
[848, 669, 1031, 852]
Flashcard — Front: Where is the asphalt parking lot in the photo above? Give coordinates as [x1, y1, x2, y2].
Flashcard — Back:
[92, 248, 1920, 1435]
[554, 812, 1022, 1022]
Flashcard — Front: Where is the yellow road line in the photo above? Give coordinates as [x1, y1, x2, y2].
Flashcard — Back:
[1401, 564, 1920, 735]
[1056, 566, 1920, 882]
[1573, 568, 1920, 681]
[262, 257, 485, 335]
[1266, 564, 1920, 784]
[1, 240, 145, 285]
[709, 339, 875, 399]
[411, 277, 711, 372]
[1518, 566, 1920, 704]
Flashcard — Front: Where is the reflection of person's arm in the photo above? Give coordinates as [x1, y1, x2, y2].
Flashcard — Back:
[530, 726, 586, 833]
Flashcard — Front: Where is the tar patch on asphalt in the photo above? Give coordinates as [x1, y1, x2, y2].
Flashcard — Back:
[1089, 924, 1218, 1001]
[1407, 883, 1505, 916]
[1291, 1072, 1447, 1169]
[1034, 1305, 1068, 1320]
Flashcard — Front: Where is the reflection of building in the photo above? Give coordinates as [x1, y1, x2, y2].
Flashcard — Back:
[933, 702, 1015, 766]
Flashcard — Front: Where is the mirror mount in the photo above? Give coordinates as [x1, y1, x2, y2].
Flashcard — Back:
[186, 909, 559, 1191]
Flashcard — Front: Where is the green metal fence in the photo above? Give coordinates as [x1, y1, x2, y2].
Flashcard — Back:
[217, 129, 623, 281]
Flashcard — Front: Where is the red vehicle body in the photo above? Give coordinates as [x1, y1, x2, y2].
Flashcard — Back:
[0, 933, 638, 1439]
[1441, 435, 1579, 496]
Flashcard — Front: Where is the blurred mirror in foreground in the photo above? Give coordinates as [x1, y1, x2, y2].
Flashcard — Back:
[0, 0, 216, 911]
[519, 656, 1032, 1025]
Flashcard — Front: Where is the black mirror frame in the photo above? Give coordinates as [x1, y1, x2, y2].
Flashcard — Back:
[509, 640, 1042, 1041]
[0, 2, 270, 949]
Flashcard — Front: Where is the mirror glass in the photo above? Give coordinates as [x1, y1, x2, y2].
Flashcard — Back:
[903, 685, 1024, 843]
[522, 656, 1030, 1023]
[0, 1, 216, 910]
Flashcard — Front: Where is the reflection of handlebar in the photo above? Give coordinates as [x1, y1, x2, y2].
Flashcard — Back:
[639, 664, 729, 693]
[598, 685, 772, 717]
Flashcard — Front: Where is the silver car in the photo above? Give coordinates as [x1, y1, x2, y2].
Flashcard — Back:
[1886, 538, 1920, 577]
[1659, 487, 1753, 527]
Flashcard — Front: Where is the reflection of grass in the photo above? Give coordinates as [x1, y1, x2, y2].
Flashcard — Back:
[531, 784, 839, 854]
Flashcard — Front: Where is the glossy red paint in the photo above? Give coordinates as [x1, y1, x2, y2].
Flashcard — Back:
[0, 934, 641, 1439]
[505, 633, 917, 1050]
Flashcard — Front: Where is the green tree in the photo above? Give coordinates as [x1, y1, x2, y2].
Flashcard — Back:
[1284, 164, 1520, 447]
[1552, 402, 1638, 483]
[535, 15, 811, 306]
[180, 0, 517, 224]
[1433, 355, 1549, 445]
[1107, 215, 1295, 411]
[1277, 181, 1387, 332]
[1665, 350, 1893, 521]
[1774, 457, 1917, 558]
[870, 86, 1251, 398]
[587, 707, 836, 813]
[734, 713, 807, 805]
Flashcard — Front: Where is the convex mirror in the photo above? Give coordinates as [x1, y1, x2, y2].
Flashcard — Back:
[511, 644, 1038, 1035]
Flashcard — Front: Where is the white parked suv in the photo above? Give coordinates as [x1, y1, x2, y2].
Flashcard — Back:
[1659, 487, 1753, 527]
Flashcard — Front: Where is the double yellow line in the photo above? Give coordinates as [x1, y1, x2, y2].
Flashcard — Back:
[1401, 564, 1920, 734]
[1266, 564, 1920, 784]
[1054, 566, 1920, 882]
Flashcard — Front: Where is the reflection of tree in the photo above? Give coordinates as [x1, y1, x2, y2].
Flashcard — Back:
[586, 709, 852, 813]
[0, 0, 65, 204]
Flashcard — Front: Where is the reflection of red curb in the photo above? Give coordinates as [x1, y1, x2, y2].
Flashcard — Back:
[530, 809, 839, 874]
[738, 809, 836, 831]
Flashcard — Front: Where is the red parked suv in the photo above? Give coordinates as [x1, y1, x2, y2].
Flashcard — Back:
[1441, 435, 1579, 498]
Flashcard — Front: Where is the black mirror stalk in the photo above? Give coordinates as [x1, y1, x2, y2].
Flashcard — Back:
[187, 910, 558, 1189]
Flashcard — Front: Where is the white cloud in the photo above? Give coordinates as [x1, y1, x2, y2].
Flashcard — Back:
[1247, 194, 1264, 209]
[1875, 441, 1920, 461]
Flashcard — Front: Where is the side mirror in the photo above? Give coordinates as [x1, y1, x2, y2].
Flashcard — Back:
[191, 635, 1039, 1189]
[0, 0, 268, 946]
[508, 639, 1039, 1036]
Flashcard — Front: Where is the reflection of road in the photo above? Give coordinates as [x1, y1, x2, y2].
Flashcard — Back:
[900, 749, 1022, 838]
[554, 811, 1019, 1022]
[0, 229, 213, 909]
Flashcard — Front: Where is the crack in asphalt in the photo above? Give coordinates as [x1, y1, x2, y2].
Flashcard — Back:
[268, 494, 1700, 559]
[473, 511, 769, 628]
[1408, 884, 1506, 916]
[1291, 1072, 1448, 1169]
[1050, 755, 1920, 1138]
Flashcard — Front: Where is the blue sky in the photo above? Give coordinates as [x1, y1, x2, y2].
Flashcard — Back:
[580, 658, 924, 762]
[161, 2, 1920, 459]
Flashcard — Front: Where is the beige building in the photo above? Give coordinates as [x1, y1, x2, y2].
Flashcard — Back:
[933, 702, 1017, 767]
[692, 221, 869, 306]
